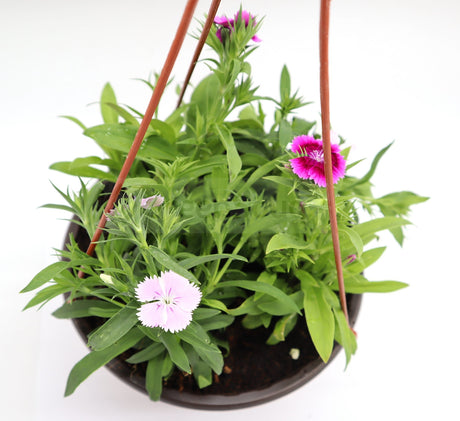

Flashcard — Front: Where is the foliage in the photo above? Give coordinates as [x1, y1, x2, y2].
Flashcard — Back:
[22, 13, 427, 400]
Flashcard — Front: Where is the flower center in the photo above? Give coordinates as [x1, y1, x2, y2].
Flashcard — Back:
[309, 150, 324, 163]
[161, 295, 175, 305]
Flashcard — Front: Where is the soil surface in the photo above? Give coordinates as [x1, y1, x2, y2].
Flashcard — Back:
[163, 317, 319, 395]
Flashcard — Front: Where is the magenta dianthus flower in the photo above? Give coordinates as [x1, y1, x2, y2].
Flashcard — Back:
[214, 10, 261, 43]
[289, 135, 346, 187]
[135, 271, 201, 333]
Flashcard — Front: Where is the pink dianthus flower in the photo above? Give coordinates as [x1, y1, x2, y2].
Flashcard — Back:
[289, 135, 346, 187]
[140, 194, 164, 209]
[214, 10, 261, 43]
[135, 271, 201, 333]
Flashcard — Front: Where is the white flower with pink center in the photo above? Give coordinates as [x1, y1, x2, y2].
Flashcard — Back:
[135, 271, 201, 333]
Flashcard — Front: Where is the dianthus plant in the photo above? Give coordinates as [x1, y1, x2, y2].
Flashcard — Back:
[22, 11, 427, 401]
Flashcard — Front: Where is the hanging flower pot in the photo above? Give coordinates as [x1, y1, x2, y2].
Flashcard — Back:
[64, 198, 362, 409]
[22, 0, 427, 409]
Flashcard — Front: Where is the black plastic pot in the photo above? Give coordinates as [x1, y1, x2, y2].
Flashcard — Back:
[64, 217, 361, 410]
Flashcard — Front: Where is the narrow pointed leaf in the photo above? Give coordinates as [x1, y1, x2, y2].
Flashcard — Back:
[145, 354, 167, 401]
[215, 280, 300, 315]
[126, 342, 165, 364]
[52, 300, 120, 319]
[21, 261, 70, 293]
[214, 124, 242, 182]
[298, 271, 335, 362]
[87, 304, 139, 351]
[65, 328, 143, 396]
[159, 332, 190, 373]
[100, 83, 118, 124]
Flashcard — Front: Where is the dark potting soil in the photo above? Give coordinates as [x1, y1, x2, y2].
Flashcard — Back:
[163, 317, 319, 395]
[74, 313, 320, 397]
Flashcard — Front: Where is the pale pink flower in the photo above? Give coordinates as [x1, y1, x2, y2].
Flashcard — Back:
[289, 135, 346, 187]
[214, 10, 261, 43]
[140, 194, 164, 209]
[135, 271, 201, 333]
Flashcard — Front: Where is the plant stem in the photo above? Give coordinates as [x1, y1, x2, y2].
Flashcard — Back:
[208, 238, 245, 293]
[79, 0, 199, 276]
[319, 0, 351, 326]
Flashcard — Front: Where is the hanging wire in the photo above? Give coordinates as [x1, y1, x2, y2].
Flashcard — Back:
[319, 0, 352, 327]
[177, 0, 222, 108]
[79, 0, 199, 276]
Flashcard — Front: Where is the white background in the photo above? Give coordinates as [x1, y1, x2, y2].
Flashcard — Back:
[1, 0, 459, 420]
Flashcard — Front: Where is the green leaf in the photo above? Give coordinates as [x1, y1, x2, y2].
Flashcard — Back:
[100, 83, 118, 124]
[339, 227, 364, 258]
[149, 119, 176, 144]
[214, 124, 242, 182]
[200, 299, 229, 313]
[266, 313, 298, 345]
[189, 74, 220, 116]
[266, 233, 309, 254]
[237, 105, 264, 129]
[148, 247, 199, 285]
[159, 332, 190, 373]
[126, 342, 165, 364]
[59, 115, 86, 130]
[23, 284, 71, 310]
[87, 304, 139, 351]
[253, 271, 277, 301]
[280, 65, 291, 101]
[333, 307, 357, 367]
[193, 308, 221, 320]
[21, 261, 70, 293]
[346, 217, 410, 248]
[180, 253, 247, 270]
[238, 158, 279, 195]
[65, 328, 144, 396]
[292, 117, 316, 136]
[256, 291, 303, 316]
[49, 160, 118, 181]
[199, 314, 234, 331]
[210, 165, 229, 202]
[183, 343, 213, 389]
[52, 300, 120, 319]
[145, 354, 166, 401]
[184, 199, 260, 218]
[279, 119, 293, 148]
[345, 247, 386, 273]
[215, 280, 300, 315]
[177, 322, 223, 374]
[297, 270, 335, 362]
[242, 214, 302, 241]
[349, 142, 393, 188]
[84, 124, 177, 162]
[340, 273, 408, 293]
[105, 103, 139, 126]
[40, 203, 75, 213]
[374, 191, 429, 215]
[263, 175, 295, 188]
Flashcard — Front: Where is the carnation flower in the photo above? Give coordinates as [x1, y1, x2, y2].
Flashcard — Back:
[135, 271, 201, 333]
[289, 135, 346, 187]
[140, 194, 164, 209]
[214, 10, 261, 43]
